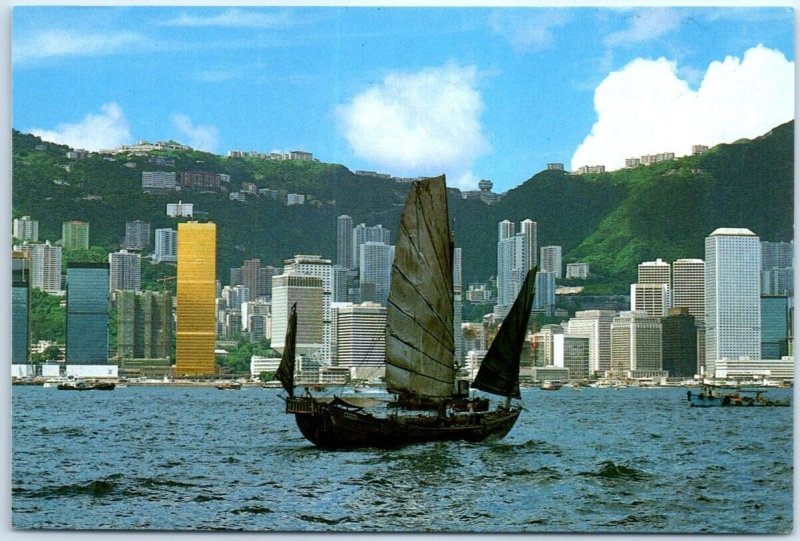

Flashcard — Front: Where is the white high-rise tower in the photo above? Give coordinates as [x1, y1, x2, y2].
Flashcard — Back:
[704, 228, 761, 364]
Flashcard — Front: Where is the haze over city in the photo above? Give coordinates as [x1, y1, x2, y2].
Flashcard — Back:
[11, 2, 794, 192]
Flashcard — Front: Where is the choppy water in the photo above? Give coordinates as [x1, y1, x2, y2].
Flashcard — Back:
[11, 385, 793, 533]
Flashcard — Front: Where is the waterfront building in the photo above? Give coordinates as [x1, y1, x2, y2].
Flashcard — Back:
[561, 335, 591, 380]
[271, 274, 324, 356]
[359, 241, 395, 305]
[109, 250, 142, 292]
[66, 263, 110, 364]
[116, 290, 172, 360]
[175, 222, 217, 376]
[495, 219, 536, 316]
[706, 356, 794, 385]
[61, 220, 89, 250]
[535, 324, 563, 366]
[124, 220, 151, 251]
[17, 241, 62, 294]
[761, 295, 790, 359]
[337, 215, 354, 269]
[12, 253, 30, 363]
[566, 310, 616, 375]
[610, 311, 662, 378]
[661, 307, 698, 378]
[335, 302, 387, 370]
[630, 283, 670, 318]
[141, 171, 177, 193]
[12, 216, 38, 242]
[566, 262, 590, 279]
[540, 246, 562, 278]
[705, 228, 761, 364]
[153, 228, 177, 263]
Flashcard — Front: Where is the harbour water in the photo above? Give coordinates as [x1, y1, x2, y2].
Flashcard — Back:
[11, 385, 793, 533]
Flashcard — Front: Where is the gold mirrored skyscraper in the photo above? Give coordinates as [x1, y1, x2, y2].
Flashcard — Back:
[176, 221, 216, 376]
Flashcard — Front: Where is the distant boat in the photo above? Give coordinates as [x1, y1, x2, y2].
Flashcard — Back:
[216, 382, 242, 390]
[540, 381, 562, 391]
[687, 386, 790, 407]
[57, 380, 115, 391]
[276, 176, 537, 449]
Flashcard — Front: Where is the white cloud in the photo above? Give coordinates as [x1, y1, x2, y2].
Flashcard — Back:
[162, 8, 294, 28]
[171, 114, 220, 153]
[13, 30, 148, 64]
[604, 8, 683, 47]
[335, 64, 490, 189]
[571, 45, 794, 171]
[30, 103, 131, 151]
[489, 9, 572, 52]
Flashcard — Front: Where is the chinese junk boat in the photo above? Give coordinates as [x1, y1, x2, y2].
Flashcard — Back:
[276, 176, 537, 448]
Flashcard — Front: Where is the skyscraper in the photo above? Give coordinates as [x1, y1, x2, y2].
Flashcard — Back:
[540, 246, 562, 278]
[153, 228, 178, 263]
[17, 242, 62, 293]
[282, 255, 333, 362]
[116, 290, 172, 360]
[12, 251, 30, 364]
[12, 216, 38, 242]
[359, 241, 395, 305]
[610, 311, 662, 377]
[532, 271, 556, 313]
[638, 258, 671, 285]
[124, 220, 151, 251]
[761, 295, 789, 359]
[66, 263, 110, 364]
[761, 240, 793, 296]
[241, 258, 264, 300]
[62, 220, 90, 250]
[705, 228, 761, 363]
[109, 250, 142, 292]
[335, 302, 387, 370]
[271, 274, 324, 356]
[337, 215, 354, 269]
[175, 222, 217, 376]
[495, 219, 536, 316]
[566, 310, 616, 375]
[630, 283, 669, 318]
[453, 247, 464, 367]
[661, 307, 698, 378]
[672, 259, 705, 322]
[352, 223, 390, 270]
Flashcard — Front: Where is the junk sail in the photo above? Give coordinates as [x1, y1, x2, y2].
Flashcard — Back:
[275, 303, 298, 397]
[385, 176, 455, 402]
[472, 268, 537, 399]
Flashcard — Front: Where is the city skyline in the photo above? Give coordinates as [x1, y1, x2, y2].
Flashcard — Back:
[10, 3, 794, 192]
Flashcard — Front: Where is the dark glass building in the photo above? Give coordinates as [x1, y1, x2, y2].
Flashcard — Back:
[661, 307, 698, 378]
[66, 263, 110, 364]
[12, 252, 30, 364]
[761, 295, 789, 359]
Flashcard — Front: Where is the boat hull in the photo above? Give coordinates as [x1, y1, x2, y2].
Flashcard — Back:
[688, 391, 790, 407]
[287, 397, 521, 449]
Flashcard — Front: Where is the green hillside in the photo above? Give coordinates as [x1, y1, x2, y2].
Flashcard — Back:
[12, 120, 794, 294]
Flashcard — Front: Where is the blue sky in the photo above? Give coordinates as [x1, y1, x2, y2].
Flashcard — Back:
[11, 3, 795, 192]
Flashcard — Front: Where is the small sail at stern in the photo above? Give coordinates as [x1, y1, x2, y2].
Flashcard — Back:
[275, 303, 298, 397]
[472, 267, 537, 399]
